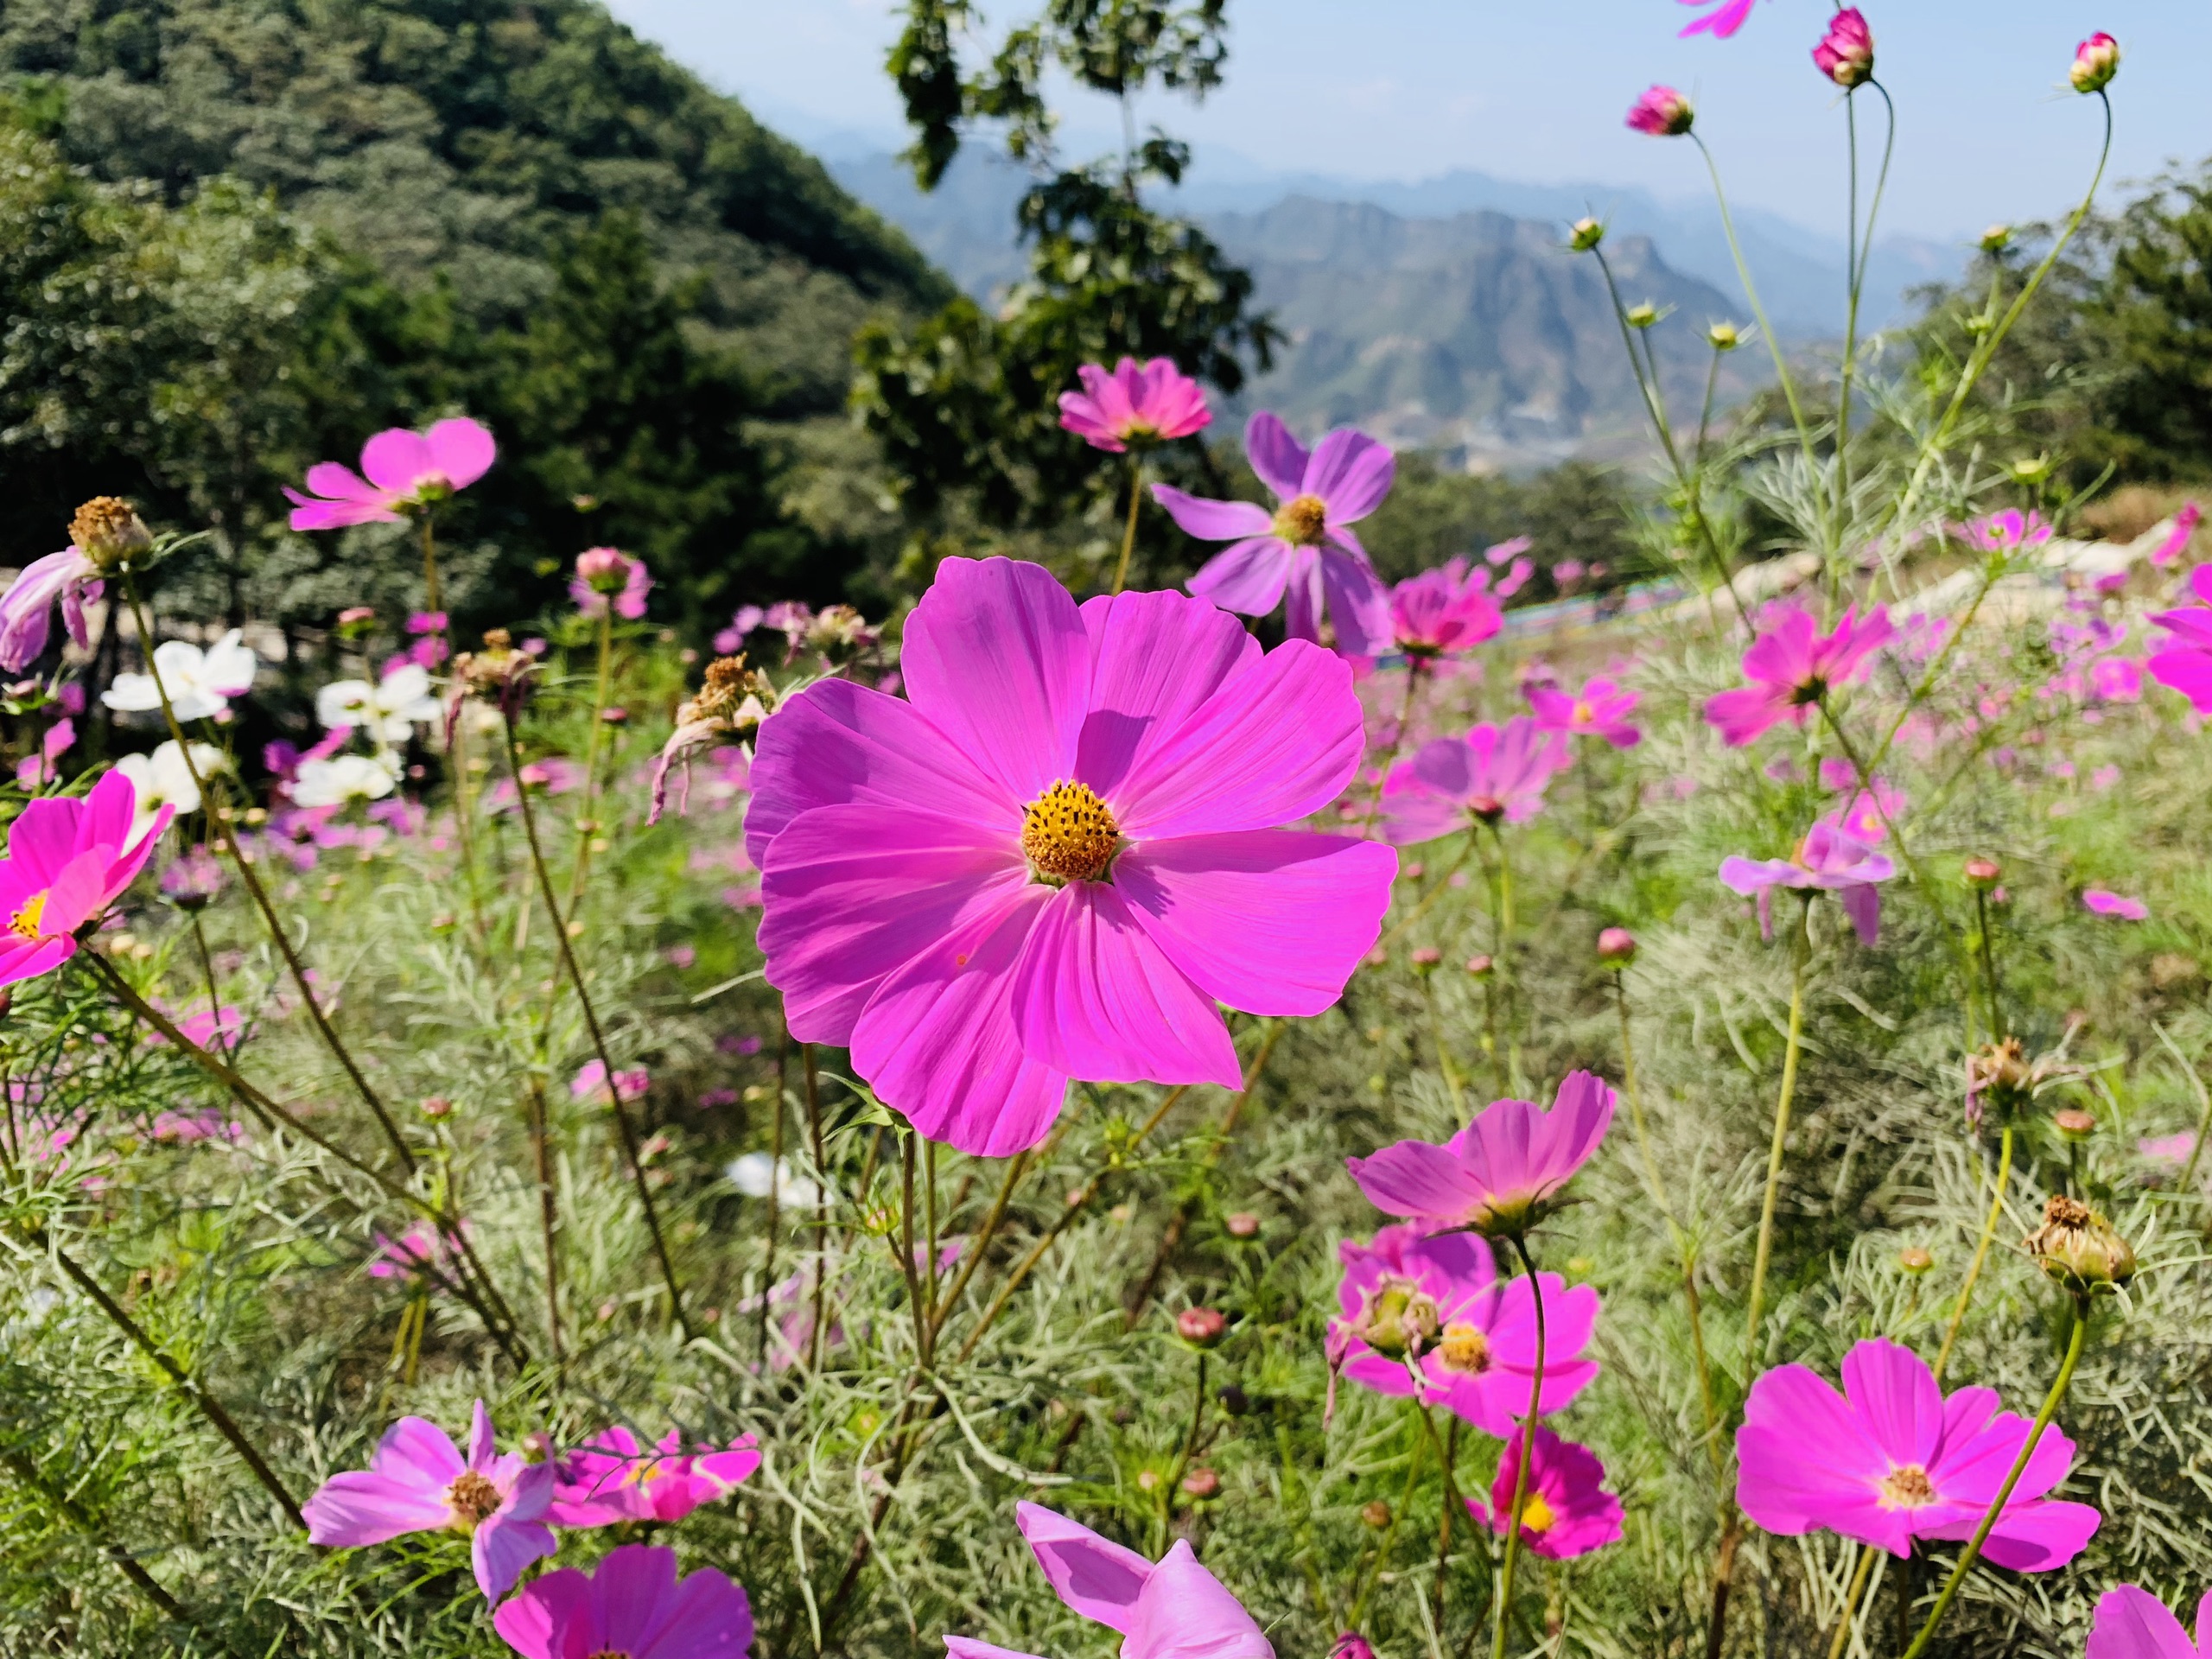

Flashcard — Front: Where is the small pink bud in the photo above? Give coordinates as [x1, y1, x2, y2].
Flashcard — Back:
[575, 544, 632, 594]
[1364, 947, 1389, 969]
[418, 1096, 452, 1119]
[1596, 926, 1637, 964]
[1179, 1467, 1220, 1499]
[1465, 953, 1495, 978]
[1964, 857, 2001, 887]
[601, 705, 629, 724]
[2053, 1108, 2097, 1140]
[1625, 84, 1694, 137]
[2069, 32, 2119, 94]
[1812, 7, 1873, 87]
[1225, 1211, 1260, 1238]
[1410, 946, 1441, 973]
[1176, 1306, 1228, 1347]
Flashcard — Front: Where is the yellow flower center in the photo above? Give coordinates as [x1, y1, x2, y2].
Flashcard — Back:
[10, 891, 48, 940]
[1435, 1320, 1492, 1375]
[1573, 701, 1594, 725]
[1273, 493, 1329, 546]
[1516, 1491, 1557, 1535]
[1878, 1464, 1936, 1510]
[1021, 780, 1122, 885]
[446, 1471, 503, 1529]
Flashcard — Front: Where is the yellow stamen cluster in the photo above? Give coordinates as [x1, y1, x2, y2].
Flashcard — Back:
[1021, 780, 1121, 885]
[10, 892, 47, 940]
[1516, 1491, 1558, 1535]
[1273, 493, 1329, 546]
[446, 1471, 503, 1528]
[68, 496, 152, 567]
[1878, 1464, 1936, 1510]
[1435, 1320, 1492, 1375]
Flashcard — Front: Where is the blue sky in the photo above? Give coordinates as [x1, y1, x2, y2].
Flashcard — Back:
[607, 0, 2208, 239]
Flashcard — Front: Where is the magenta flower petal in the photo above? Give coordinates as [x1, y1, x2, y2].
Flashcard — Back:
[1484, 1427, 1623, 1560]
[1245, 410, 1311, 500]
[302, 1467, 458, 1545]
[424, 417, 497, 490]
[1075, 589, 1258, 802]
[1959, 1498, 2104, 1572]
[848, 885, 1067, 1157]
[473, 1505, 556, 1602]
[359, 429, 438, 494]
[0, 550, 99, 671]
[1116, 832, 1397, 1015]
[1344, 1139, 1491, 1221]
[1679, 0, 1757, 37]
[2149, 646, 2212, 711]
[945, 1642, 1046, 1659]
[1303, 429, 1395, 524]
[1318, 545, 1392, 656]
[1124, 1541, 1276, 1659]
[1185, 536, 1294, 615]
[1842, 1338, 1944, 1467]
[900, 557, 1089, 802]
[2088, 1586, 2204, 1659]
[1152, 486, 1276, 543]
[2083, 888, 2148, 921]
[492, 1543, 753, 1659]
[1014, 1502, 1156, 1632]
[1010, 882, 1242, 1088]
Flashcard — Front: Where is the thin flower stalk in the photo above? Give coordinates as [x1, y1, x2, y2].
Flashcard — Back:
[561, 602, 617, 910]
[807, 1044, 830, 1370]
[1492, 1235, 1548, 1659]
[1932, 1126, 2016, 1384]
[1834, 80, 1897, 521]
[1111, 457, 1145, 596]
[524, 1072, 563, 1363]
[1742, 900, 1810, 1378]
[1363, 665, 1427, 837]
[1826, 1545, 1878, 1659]
[759, 1029, 789, 1370]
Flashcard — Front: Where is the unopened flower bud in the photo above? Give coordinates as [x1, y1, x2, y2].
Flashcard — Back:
[1411, 946, 1441, 975]
[1625, 85, 1694, 138]
[1898, 1246, 1934, 1275]
[335, 605, 377, 635]
[1225, 1211, 1260, 1238]
[575, 544, 633, 594]
[2027, 1193, 2134, 1291]
[1465, 954, 1495, 979]
[1812, 7, 1874, 88]
[1360, 1499, 1393, 1529]
[419, 1096, 452, 1119]
[1334, 1637, 1378, 1659]
[2069, 32, 2119, 95]
[68, 497, 153, 569]
[1980, 225, 2013, 254]
[1597, 926, 1637, 964]
[1568, 217, 1605, 253]
[1626, 303, 1659, 330]
[2010, 454, 2052, 484]
[1176, 1306, 1228, 1347]
[1707, 321, 1740, 352]
[1964, 857, 2001, 887]
[1179, 1467, 1220, 1499]
[2052, 1108, 2097, 1141]
[520, 1430, 555, 1464]
[1136, 1469, 1160, 1492]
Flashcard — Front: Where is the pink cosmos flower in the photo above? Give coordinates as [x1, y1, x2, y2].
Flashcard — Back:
[569, 547, 652, 620]
[943, 1503, 1274, 1659]
[1828, 777, 1905, 843]
[1963, 509, 2054, 555]
[1528, 677, 1641, 748]
[1813, 8, 1873, 86]
[0, 550, 102, 672]
[548, 1427, 761, 1527]
[1704, 604, 1894, 746]
[1737, 1338, 2100, 1571]
[15, 715, 75, 789]
[1379, 718, 1571, 845]
[149, 1108, 245, 1145]
[0, 770, 168, 988]
[2070, 32, 2120, 94]
[1058, 358, 1211, 453]
[2141, 1131, 2197, 1173]
[1677, 0, 1755, 39]
[2089, 1586, 2212, 1659]
[2152, 503, 2202, 568]
[1346, 1071, 1616, 1238]
[1719, 817, 1893, 944]
[571, 1059, 650, 1102]
[1471, 1426, 1624, 1560]
[1153, 411, 1395, 654]
[285, 417, 496, 531]
[1387, 558, 1502, 658]
[1495, 556, 1535, 598]
[1626, 85, 1695, 136]
[493, 1543, 753, 1659]
[302, 1400, 556, 1601]
[747, 558, 1396, 1157]
[2148, 566, 2212, 709]
[1326, 1224, 1599, 1436]
[2083, 888, 2148, 921]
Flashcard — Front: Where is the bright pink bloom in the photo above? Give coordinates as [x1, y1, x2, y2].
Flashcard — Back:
[1472, 1426, 1624, 1560]
[1737, 1338, 2100, 1571]
[1677, 0, 1755, 37]
[1704, 604, 1894, 746]
[2092, 656, 2145, 702]
[2083, 888, 2147, 921]
[285, 418, 496, 531]
[2148, 567, 2212, 709]
[1963, 509, 2054, 555]
[1813, 8, 1873, 86]
[571, 1059, 649, 1102]
[1495, 556, 1534, 597]
[1347, 1071, 1616, 1238]
[2091, 1586, 2212, 1659]
[1327, 1224, 1599, 1436]
[1719, 817, 1893, 944]
[549, 1427, 761, 1527]
[2153, 503, 2202, 568]
[942, 1503, 1274, 1659]
[2070, 32, 2120, 94]
[1058, 357, 1211, 453]
[747, 560, 1394, 1157]
[1484, 537, 1531, 568]
[1379, 718, 1570, 844]
[1828, 777, 1904, 842]
[1154, 411, 1395, 654]
[0, 771, 167, 988]
[1625, 84, 1695, 135]
[303, 1400, 556, 1601]
[493, 1543, 753, 1659]
[569, 547, 652, 620]
[1388, 558, 1502, 658]
[0, 550, 101, 672]
[1529, 677, 1640, 749]
[149, 1108, 245, 1144]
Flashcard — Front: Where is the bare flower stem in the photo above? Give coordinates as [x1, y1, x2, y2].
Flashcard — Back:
[562, 606, 616, 910]
[499, 709, 692, 1340]
[1493, 1235, 1548, 1659]
[1111, 459, 1145, 596]
[806, 1044, 829, 1371]
[1933, 1126, 2015, 1385]
[1825, 1543, 1878, 1659]
[1742, 902, 1809, 1380]
[1900, 1301, 2088, 1659]
[1362, 664, 1426, 836]
[760, 1027, 787, 1370]
[525, 1074, 563, 1363]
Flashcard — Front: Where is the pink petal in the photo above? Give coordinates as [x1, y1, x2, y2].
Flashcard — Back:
[1841, 1338, 1944, 1467]
[1928, 1497, 2101, 1573]
[1318, 544, 1392, 656]
[2088, 1586, 2199, 1659]
[1244, 410, 1310, 500]
[1152, 485, 1276, 543]
[491, 1565, 594, 1659]
[465, 1399, 497, 1469]
[757, 804, 1027, 1045]
[1075, 588, 1258, 803]
[472, 1512, 556, 1602]
[302, 1469, 454, 1546]
[1015, 1503, 1155, 1634]
[1115, 831, 1395, 1014]
[946, 1641, 1047, 1659]
[1281, 546, 1325, 643]
[8, 794, 86, 885]
[1735, 1366, 1894, 1543]
[423, 417, 496, 490]
[1185, 536, 1294, 615]
[849, 884, 1068, 1156]
[1345, 1138, 1486, 1224]
[899, 557, 1089, 804]
[1009, 882, 1241, 1089]
[1125, 1540, 1274, 1659]
[1109, 639, 1365, 840]
[302, 461, 386, 504]
[369, 1415, 467, 1488]
[359, 429, 437, 494]
[1305, 429, 1395, 523]
[648, 1560, 755, 1654]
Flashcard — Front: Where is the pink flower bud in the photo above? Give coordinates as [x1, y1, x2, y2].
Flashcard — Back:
[2069, 32, 2119, 94]
[1596, 926, 1637, 964]
[1465, 953, 1495, 978]
[1225, 1211, 1260, 1238]
[575, 544, 632, 594]
[418, 1096, 452, 1119]
[1179, 1466, 1220, 1498]
[1964, 857, 2000, 887]
[1176, 1306, 1228, 1347]
[1812, 8, 1873, 87]
[1625, 85, 1694, 137]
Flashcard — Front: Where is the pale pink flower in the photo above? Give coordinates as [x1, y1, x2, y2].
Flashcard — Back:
[569, 547, 652, 620]
[1379, 717, 1571, 844]
[1058, 358, 1211, 453]
[0, 550, 101, 672]
[1719, 817, 1893, 944]
[1528, 677, 1640, 748]
[2082, 888, 2147, 921]
[285, 418, 496, 530]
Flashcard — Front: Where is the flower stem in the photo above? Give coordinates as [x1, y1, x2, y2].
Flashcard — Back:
[499, 708, 691, 1340]
[1833, 82, 1897, 530]
[1742, 903, 1808, 1381]
[1825, 1543, 1878, 1659]
[1111, 459, 1145, 596]
[1363, 664, 1426, 837]
[807, 1044, 830, 1371]
[1900, 1301, 2089, 1659]
[1691, 134, 1820, 480]
[1493, 1235, 1548, 1659]
[562, 606, 616, 911]
[1932, 1125, 2014, 1385]
[524, 1073, 563, 1363]
[760, 1027, 788, 1370]
[1974, 888, 2005, 1039]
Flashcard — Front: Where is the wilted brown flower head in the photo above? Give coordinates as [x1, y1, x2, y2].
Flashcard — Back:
[804, 604, 878, 664]
[1965, 1038, 2083, 1128]
[452, 628, 533, 713]
[649, 655, 779, 824]
[69, 497, 153, 568]
[2026, 1193, 2134, 1293]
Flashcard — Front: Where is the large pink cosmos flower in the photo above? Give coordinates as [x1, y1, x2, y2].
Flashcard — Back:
[1704, 604, 1894, 747]
[1529, 677, 1641, 749]
[548, 1427, 761, 1527]
[2089, 1586, 2212, 1659]
[1737, 1338, 2101, 1571]
[1389, 559, 1502, 659]
[302, 1399, 556, 1601]
[2147, 566, 2212, 710]
[1471, 1426, 1624, 1560]
[0, 550, 102, 672]
[943, 1503, 1273, 1659]
[493, 1543, 753, 1659]
[1327, 1224, 1599, 1436]
[285, 417, 497, 531]
[1719, 817, 1894, 944]
[1378, 717, 1570, 845]
[0, 770, 168, 988]
[747, 558, 1397, 1156]
[1347, 1072, 1617, 1238]
[1153, 412, 1394, 655]
[1058, 358, 1211, 453]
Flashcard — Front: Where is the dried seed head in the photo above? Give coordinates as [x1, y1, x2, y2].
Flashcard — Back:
[2026, 1193, 2135, 1292]
[68, 497, 152, 567]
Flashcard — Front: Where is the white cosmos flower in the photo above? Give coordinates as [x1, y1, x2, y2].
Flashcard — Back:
[103, 630, 258, 721]
[726, 1153, 823, 1209]
[293, 751, 400, 809]
[315, 663, 441, 744]
[113, 741, 228, 848]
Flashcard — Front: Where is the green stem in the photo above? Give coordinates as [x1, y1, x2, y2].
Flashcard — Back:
[1493, 1236, 1548, 1659]
[1691, 134, 1820, 480]
[1826, 1544, 1877, 1659]
[1111, 459, 1145, 596]
[1933, 1126, 2014, 1385]
[562, 605, 616, 911]
[1742, 904, 1808, 1380]
[1834, 82, 1897, 529]
[1974, 888, 2005, 1039]
[1899, 1303, 2088, 1659]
